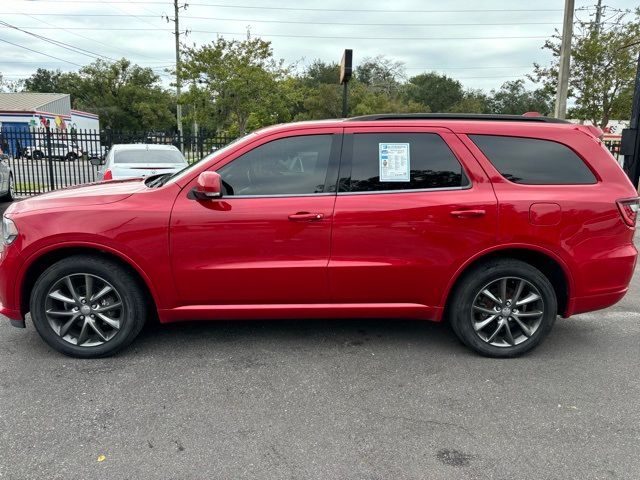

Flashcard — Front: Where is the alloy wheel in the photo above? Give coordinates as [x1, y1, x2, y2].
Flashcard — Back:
[471, 276, 545, 348]
[44, 273, 124, 347]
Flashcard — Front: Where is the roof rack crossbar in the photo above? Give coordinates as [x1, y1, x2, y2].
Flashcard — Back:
[344, 113, 570, 124]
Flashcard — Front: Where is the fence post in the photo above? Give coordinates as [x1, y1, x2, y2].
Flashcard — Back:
[45, 126, 56, 191]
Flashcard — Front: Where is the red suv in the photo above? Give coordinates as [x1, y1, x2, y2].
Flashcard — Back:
[1, 114, 638, 358]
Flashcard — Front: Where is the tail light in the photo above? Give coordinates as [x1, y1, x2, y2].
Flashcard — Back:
[103, 169, 113, 180]
[616, 198, 640, 227]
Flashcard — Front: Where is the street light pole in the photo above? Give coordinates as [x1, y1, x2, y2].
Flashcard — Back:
[554, 0, 575, 119]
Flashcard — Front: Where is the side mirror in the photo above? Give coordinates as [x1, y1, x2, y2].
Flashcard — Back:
[192, 171, 223, 200]
[89, 157, 104, 166]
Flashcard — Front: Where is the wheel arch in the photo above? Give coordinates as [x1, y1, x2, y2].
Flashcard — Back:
[441, 246, 573, 320]
[19, 244, 159, 320]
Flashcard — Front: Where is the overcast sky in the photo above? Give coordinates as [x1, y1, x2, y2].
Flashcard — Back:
[1, 0, 637, 93]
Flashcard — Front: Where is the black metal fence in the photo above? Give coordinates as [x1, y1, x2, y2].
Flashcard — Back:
[0, 126, 627, 198]
[0, 126, 234, 197]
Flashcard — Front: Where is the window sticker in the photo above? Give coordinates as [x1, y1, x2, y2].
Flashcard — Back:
[379, 143, 410, 182]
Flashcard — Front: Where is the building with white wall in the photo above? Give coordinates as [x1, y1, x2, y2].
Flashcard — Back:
[0, 92, 99, 132]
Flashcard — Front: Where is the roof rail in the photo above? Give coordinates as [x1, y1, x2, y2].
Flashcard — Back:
[344, 113, 571, 124]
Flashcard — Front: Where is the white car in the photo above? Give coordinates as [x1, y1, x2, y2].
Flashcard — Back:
[26, 142, 82, 161]
[93, 144, 188, 180]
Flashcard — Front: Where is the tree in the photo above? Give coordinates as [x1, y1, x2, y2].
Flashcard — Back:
[449, 89, 491, 113]
[405, 72, 464, 112]
[0, 73, 23, 93]
[23, 68, 74, 93]
[301, 60, 340, 87]
[355, 55, 405, 97]
[180, 36, 292, 135]
[23, 61, 175, 131]
[488, 80, 553, 115]
[531, 5, 640, 127]
[75, 59, 175, 131]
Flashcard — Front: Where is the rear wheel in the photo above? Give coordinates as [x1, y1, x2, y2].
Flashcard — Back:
[66, 152, 77, 161]
[449, 259, 557, 358]
[33, 151, 44, 160]
[30, 255, 148, 358]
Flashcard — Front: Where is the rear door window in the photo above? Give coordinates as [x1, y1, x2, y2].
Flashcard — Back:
[469, 135, 596, 185]
[340, 133, 469, 192]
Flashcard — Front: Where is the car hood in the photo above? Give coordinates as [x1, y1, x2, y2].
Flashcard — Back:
[6, 179, 147, 215]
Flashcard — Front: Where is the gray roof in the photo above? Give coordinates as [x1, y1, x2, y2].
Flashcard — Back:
[0, 92, 71, 115]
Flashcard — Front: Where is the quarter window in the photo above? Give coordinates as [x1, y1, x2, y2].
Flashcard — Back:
[218, 135, 334, 196]
[341, 133, 469, 192]
[469, 135, 597, 185]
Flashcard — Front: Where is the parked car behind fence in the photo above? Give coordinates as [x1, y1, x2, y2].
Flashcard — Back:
[0, 127, 233, 196]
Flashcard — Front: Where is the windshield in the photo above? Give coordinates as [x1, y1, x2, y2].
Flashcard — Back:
[160, 132, 255, 185]
[114, 149, 186, 164]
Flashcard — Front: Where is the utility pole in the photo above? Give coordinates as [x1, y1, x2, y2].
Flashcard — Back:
[165, 1, 187, 146]
[554, 0, 575, 119]
[594, 0, 603, 33]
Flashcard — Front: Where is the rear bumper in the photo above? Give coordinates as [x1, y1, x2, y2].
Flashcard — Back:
[565, 242, 637, 317]
[566, 287, 630, 317]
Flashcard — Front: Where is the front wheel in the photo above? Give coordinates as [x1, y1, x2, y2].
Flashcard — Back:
[30, 255, 148, 358]
[66, 152, 77, 161]
[449, 259, 557, 358]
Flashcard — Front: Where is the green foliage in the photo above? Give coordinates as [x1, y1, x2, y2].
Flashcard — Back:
[180, 36, 292, 135]
[23, 60, 175, 131]
[23, 68, 72, 93]
[405, 72, 464, 113]
[302, 60, 341, 87]
[488, 80, 553, 115]
[355, 55, 405, 97]
[12, 14, 637, 135]
[449, 90, 491, 114]
[532, 6, 640, 126]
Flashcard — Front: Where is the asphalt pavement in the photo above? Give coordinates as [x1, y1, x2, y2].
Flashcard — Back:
[1, 199, 639, 479]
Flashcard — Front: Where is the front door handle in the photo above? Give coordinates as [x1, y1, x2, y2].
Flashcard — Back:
[288, 212, 324, 222]
[450, 209, 486, 218]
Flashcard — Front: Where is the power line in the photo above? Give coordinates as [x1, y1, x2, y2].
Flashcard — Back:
[0, 27, 550, 41]
[0, 20, 115, 61]
[0, 36, 84, 67]
[22, 12, 121, 55]
[0, 13, 563, 26]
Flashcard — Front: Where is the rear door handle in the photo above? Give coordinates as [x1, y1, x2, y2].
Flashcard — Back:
[288, 212, 324, 222]
[450, 209, 486, 218]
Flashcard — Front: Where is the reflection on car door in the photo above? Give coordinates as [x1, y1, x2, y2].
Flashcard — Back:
[329, 126, 498, 312]
[170, 128, 342, 305]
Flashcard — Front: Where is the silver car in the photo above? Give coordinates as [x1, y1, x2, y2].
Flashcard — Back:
[93, 144, 188, 181]
[0, 154, 14, 201]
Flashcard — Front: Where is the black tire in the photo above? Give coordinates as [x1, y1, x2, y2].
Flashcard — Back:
[449, 259, 557, 358]
[33, 151, 44, 160]
[66, 152, 77, 161]
[1, 173, 13, 201]
[30, 255, 148, 358]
